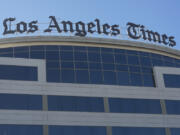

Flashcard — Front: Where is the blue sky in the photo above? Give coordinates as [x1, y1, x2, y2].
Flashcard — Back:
[0, 0, 179, 50]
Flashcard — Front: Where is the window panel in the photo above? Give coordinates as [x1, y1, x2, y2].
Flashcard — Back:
[60, 51, 73, 61]
[0, 125, 42, 135]
[171, 128, 180, 135]
[46, 51, 59, 60]
[0, 94, 42, 110]
[88, 52, 101, 62]
[112, 127, 165, 135]
[143, 74, 155, 87]
[61, 61, 74, 69]
[117, 72, 130, 85]
[75, 62, 88, 69]
[47, 69, 60, 82]
[101, 53, 114, 63]
[140, 57, 151, 67]
[109, 98, 162, 114]
[76, 70, 89, 84]
[61, 69, 75, 83]
[30, 51, 45, 59]
[164, 74, 180, 88]
[60, 46, 73, 51]
[103, 71, 117, 85]
[103, 63, 115, 71]
[116, 65, 128, 71]
[74, 52, 87, 61]
[130, 73, 143, 86]
[49, 126, 106, 135]
[14, 52, 29, 58]
[128, 55, 139, 65]
[166, 100, 180, 114]
[48, 96, 104, 112]
[0, 65, 37, 81]
[90, 71, 103, 84]
[114, 54, 127, 64]
[89, 63, 102, 70]
[74, 46, 87, 51]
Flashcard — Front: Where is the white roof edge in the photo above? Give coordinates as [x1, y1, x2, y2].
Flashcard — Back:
[0, 36, 180, 57]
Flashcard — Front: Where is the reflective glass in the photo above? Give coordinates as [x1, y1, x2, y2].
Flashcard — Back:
[128, 55, 139, 65]
[49, 126, 106, 135]
[164, 74, 180, 88]
[0, 65, 37, 81]
[103, 71, 116, 85]
[109, 98, 161, 114]
[0, 94, 42, 110]
[112, 127, 165, 135]
[117, 72, 129, 85]
[90, 71, 103, 84]
[48, 96, 104, 112]
[0, 125, 42, 135]
[76, 70, 89, 83]
[171, 128, 180, 135]
[60, 51, 73, 61]
[166, 100, 180, 114]
[61, 69, 75, 83]
[46, 69, 60, 82]
[0, 45, 180, 88]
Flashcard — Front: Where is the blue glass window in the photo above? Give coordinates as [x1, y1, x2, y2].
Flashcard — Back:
[101, 47, 113, 53]
[140, 57, 151, 67]
[130, 73, 143, 86]
[143, 74, 155, 87]
[164, 74, 180, 88]
[30, 45, 44, 51]
[0, 65, 37, 81]
[45, 45, 59, 51]
[1, 45, 180, 88]
[46, 61, 60, 69]
[75, 62, 88, 69]
[74, 52, 87, 61]
[14, 52, 29, 58]
[103, 71, 116, 85]
[49, 126, 106, 135]
[87, 47, 100, 52]
[74, 46, 87, 51]
[166, 100, 180, 114]
[171, 128, 180, 135]
[30, 51, 45, 59]
[89, 63, 102, 70]
[114, 54, 127, 64]
[60, 51, 73, 61]
[152, 59, 163, 66]
[60, 46, 73, 51]
[76, 70, 89, 83]
[0, 94, 42, 110]
[0, 125, 42, 135]
[61, 69, 75, 83]
[109, 98, 162, 114]
[61, 61, 74, 69]
[48, 96, 104, 112]
[103, 63, 115, 70]
[116, 65, 128, 71]
[128, 55, 139, 65]
[46, 51, 59, 60]
[88, 52, 101, 62]
[117, 72, 130, 85]
[90, 71, 103, 84]
[129, 66, 141, 73]
[112, 127, 165, 135]
[47, 69, 60, 82]
[101, 53, 114, 63]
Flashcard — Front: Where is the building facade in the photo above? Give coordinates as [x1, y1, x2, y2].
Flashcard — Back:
[0, 36, 180, 135]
